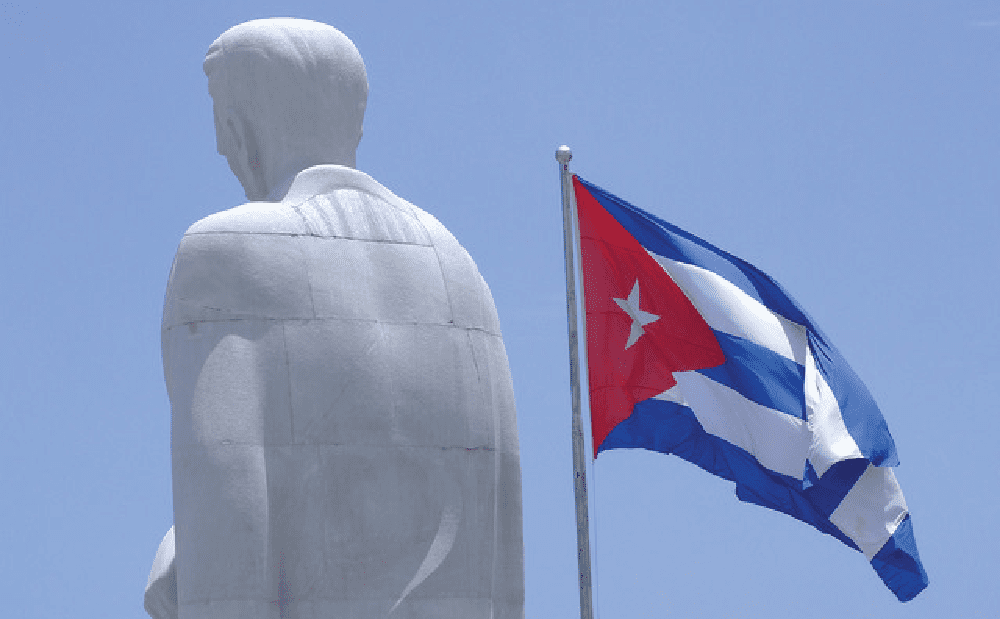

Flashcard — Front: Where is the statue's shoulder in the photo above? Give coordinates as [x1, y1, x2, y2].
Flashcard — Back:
[184, 201, 308, 236]
[164, 196, 315, 328]
[406, 203, 502, 334]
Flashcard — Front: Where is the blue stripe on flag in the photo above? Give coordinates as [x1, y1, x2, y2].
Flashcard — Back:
[697, 330, 806, 420]
[871, 515, 929, 602]
[801, 459, 869, 517]
[601, 398, 927, 601]
[601, 398, 859, 549]
[577, 176, 899, 468]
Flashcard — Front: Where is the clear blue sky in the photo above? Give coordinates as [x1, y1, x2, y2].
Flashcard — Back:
[2, 1, 997, 617]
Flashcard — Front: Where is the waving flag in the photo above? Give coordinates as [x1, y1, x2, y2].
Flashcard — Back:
[572, 175, 928, 602]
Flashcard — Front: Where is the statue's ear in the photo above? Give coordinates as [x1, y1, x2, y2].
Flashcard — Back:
[213, 104, 238, 157]
[219, 106, 267, 200]
[224, 112, 245, 160]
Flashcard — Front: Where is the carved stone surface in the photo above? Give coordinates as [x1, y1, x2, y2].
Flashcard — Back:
[145, 18, 523, 619]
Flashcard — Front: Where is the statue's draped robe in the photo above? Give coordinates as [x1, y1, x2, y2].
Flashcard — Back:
[149, 165, 523, 619]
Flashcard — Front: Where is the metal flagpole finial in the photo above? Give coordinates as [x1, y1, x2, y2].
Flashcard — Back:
[556, 145, 573, 164]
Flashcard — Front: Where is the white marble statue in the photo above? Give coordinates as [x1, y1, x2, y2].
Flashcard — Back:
[145, 18, 523, 619]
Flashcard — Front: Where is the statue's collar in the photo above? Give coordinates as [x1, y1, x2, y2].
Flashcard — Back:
[268, 165, 400, 207]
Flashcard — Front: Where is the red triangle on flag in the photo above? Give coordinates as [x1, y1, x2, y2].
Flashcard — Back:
[574, 177, 726, 455]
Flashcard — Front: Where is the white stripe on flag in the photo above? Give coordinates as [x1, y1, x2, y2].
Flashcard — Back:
[830, 464, 909, 559]
[648, 252, 808, 366]
[649, 251, 866, 478]
[656, 372, 811, 480]
[804, 346, 864, 476]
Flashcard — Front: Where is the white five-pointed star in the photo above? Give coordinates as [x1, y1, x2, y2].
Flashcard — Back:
[613, 279, 660, 349]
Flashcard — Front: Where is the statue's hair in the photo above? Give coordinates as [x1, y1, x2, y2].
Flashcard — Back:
[204, 18, 368, 157]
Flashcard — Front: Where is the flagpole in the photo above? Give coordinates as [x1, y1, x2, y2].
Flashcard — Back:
[556, 145, 595, 619]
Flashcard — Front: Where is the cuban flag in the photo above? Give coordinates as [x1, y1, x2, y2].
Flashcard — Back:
[572, 175, 928, 602]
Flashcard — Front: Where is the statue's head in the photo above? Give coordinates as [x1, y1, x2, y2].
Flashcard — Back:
[204, 18, 368, 200]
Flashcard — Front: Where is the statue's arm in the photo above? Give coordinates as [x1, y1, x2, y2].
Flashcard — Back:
[144, 527, 177, 619]
[154, 223, 308, 616]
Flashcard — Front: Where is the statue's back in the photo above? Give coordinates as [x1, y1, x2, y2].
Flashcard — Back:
[160, 165, 523, 619]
